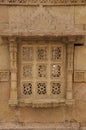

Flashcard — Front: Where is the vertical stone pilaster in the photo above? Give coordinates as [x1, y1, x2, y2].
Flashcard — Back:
[9, 37, 18, 106]
[66, 43, 74, 105]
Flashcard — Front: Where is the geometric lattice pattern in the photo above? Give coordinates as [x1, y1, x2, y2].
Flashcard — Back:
[51, 82, 61, 95]
[37, 47, 47, 61]
[37, 82, 47, 95]
[22, 46, 33, 61]
[37, 64, 47, 78]
[20, 43, 65, 99]
[22, 64, 33, 78]
[51, 47, 62, 60]
[23, 82, 32, 95]
[51, 64, 61, 78]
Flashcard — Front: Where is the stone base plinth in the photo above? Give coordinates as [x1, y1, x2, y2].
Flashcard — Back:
[0, 122, 81, 130]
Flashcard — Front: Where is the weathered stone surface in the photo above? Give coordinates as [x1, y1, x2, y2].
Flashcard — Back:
[75, 7, 86, 25]
[0, 0, 86, 5]
[74, 46, 86, 70]
[0, 37, 9, 70]
[7, 6, 75, 35]
[0, 1, 85, 129]
[0, 122, 80, 130]
[0, 6, 85, 36]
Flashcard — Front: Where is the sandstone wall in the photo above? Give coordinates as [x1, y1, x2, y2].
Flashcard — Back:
[0, 5, 86, 128]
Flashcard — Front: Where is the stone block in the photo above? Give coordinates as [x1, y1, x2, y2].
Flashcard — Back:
[8, 6, 74, 34]
[0, 6, 8, 24]
[74, 46, 86, 70]
[75, 7, 86, 24]
[0, 82, 10, 102]
[74, 83, 86, 100]
[75, 24, 84, 30]
[0, 102, 17, 122]
[19, 107, 65, 123]
[0, 37, 10, 69]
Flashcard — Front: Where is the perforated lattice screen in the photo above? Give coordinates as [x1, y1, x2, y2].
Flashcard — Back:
[20, 42, 66, 100]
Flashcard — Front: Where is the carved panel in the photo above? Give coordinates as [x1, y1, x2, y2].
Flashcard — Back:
[37, 82, 47, 95]
[22, 82, 33, 95]
[74, 71, 84, 82]
[37, 64, 47, 78]
[51, 64, 61, 78]
[22, 64, 33, 79]
[22, 46, 33, 61]
[0, 71, 9, 81]
[51, 82, 61, 95]
[36, 47, 47, 61]
[51, 47, 62, 61]
[8, 6, 74, 35]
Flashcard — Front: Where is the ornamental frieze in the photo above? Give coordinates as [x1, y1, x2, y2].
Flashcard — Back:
[0, 0, 86, 5]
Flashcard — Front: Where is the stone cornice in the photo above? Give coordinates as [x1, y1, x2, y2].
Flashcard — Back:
[0, 0, 86, 6]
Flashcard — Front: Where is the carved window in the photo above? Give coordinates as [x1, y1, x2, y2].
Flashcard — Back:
[19, 43, 66, 106]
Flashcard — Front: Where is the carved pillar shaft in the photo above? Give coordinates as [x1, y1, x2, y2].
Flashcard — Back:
[9, 38, 18, 106]
[66, 43, 74, 103]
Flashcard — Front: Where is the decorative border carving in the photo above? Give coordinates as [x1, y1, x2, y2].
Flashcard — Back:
[0, 0, 86, 6]
[0, 71, 9, 82]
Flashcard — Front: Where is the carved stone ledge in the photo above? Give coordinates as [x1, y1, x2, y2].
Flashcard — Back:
[0, 122, 80, 130]
[17, 99, 75, 108]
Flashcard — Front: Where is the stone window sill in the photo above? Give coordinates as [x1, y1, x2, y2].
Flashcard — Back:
[9, 99, 75, 107]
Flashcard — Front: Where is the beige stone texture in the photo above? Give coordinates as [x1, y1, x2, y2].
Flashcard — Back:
[75, 24, 84, 30]
[74, 46, 86, 70]
[0, 6, 9, 32]
[19, 107, 65, 123]
[0, 37, 9, 70]
[0, 2, 85, 129]
[6, 6, 75, 35]
[75, 6, 86, 25]
[0, 6, 8, 23]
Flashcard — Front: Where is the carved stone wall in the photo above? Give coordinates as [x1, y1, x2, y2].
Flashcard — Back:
[0, 5, 85, 36]
[0, 1, 85, 129]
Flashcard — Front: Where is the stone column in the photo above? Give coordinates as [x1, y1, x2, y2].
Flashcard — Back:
[9, 37, 18, 106]
[66, 43, 74, 105]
